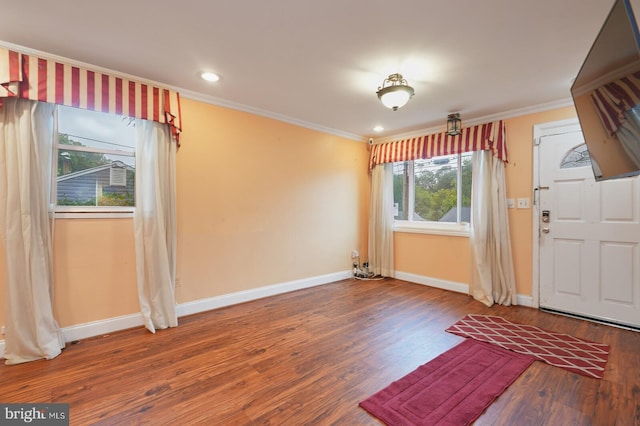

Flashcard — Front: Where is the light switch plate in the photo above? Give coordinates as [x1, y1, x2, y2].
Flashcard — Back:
[507, 198, 515, 209]
[517, 198, 530, 209]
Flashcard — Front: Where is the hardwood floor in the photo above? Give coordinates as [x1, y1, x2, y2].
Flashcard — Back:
[2, 278, 639, 425]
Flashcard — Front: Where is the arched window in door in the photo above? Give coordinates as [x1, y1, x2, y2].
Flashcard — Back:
[560, 143, 592, 169]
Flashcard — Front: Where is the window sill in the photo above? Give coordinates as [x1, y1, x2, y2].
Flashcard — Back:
[393, 221, 470, 237]
[54, 211, 134, 219]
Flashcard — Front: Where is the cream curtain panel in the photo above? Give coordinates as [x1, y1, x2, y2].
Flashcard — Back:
[134, 119, 178, 333]
[0, 98, 64, 364]
[469, 150, 516, 307]
[368, 163, 395, 277]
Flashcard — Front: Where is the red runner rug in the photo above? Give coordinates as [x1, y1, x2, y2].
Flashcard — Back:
[359, 339, 535, 426]
[445, 314, 609, 379]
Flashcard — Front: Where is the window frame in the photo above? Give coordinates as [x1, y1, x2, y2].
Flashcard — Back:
[393, 153, 471, 237]
[52, 107, 136, 219]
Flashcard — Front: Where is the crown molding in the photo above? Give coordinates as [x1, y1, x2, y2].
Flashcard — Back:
[1, 40, 573, 145]
[373, 98, 575, 144]
[178, 88, 365, 142]
[0, 40, 365, 143]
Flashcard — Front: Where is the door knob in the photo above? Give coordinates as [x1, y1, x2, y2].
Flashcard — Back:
[542, 227, 550, 233]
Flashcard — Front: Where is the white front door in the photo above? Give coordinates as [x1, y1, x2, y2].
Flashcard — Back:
[538, 129, 640, 328]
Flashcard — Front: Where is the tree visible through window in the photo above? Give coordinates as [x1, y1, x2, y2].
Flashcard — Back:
[393, 152, 472, 223]
[55, 106, 136, 209]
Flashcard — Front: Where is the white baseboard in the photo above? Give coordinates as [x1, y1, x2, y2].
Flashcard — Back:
[175, 270, 351, 317]
[394, 270, 534, 308]
[61, 313, 145, 343]
[0, 270, 533, 359]
[516, 294, 533, 307]
[0, 270, 352, 359]
[394, 271, 469, 294]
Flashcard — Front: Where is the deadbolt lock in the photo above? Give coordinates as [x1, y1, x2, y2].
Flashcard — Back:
[542, 210, 550, 223]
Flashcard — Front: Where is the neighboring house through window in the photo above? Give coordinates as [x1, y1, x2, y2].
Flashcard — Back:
[55, 106, 136, 215]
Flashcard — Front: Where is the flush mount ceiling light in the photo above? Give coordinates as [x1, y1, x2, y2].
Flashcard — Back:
[446, 112, 462, 136]
[376, 73, 415, 111]
[200, 72, 220, 82]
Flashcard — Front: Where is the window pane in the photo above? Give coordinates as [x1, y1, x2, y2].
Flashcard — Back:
[413, 155, 457, 222]
[58, 106, 136, 153]
[56, 106, 135, 208]
[392, 162, 410, 220]
[57, 153, 135, 206]
[411, 153, 471, 223]
[393, 152, 473, 225]
[560, 144, 592, 169]
[460, 152, 473, 223]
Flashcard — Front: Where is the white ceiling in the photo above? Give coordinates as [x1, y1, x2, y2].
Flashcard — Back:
[0, 0, 615, 141]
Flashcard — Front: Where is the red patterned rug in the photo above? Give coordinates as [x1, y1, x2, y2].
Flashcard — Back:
[359, 339, 535, 426]
[446, 314, 609, 379]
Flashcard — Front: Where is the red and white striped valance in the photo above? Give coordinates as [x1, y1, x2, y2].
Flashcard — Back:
[0, 47, 182, 141]
[591, 71, 640, 135]
[369, 120, 507, 170]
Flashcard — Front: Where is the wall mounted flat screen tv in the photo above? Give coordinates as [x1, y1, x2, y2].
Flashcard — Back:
[571, 0, 640, 181]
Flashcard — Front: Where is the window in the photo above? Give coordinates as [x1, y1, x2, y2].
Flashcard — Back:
[393, 152, 472, 235]
[55, 106, 136, 215]
[560, 144, 592, 169]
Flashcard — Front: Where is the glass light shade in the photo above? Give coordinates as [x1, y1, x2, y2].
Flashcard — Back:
[201, 72, 220, 82]
[378, 86, 414, 111]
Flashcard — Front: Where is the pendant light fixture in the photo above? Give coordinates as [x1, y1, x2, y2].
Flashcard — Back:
[446, 112, 462, 136]
[376, 73, 415, 111]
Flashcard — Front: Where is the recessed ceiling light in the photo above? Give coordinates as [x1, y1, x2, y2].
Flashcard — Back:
[201, 72, 220, 82]
[373, 126, 384, 132]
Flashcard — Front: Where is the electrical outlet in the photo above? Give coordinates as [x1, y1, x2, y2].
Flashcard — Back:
[517, 198, 530, 209]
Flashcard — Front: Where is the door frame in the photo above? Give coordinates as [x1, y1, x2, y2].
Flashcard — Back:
[531, 118, 582, 309]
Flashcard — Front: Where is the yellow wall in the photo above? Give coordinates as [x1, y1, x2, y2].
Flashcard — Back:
[174, 99, 370, 302]
[393, 106, 578, 297]
[52, 219, 139, 326]
[394, 233, 470, 283]
[0, 99, 581, 333]
[0, 98, 370, 329]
